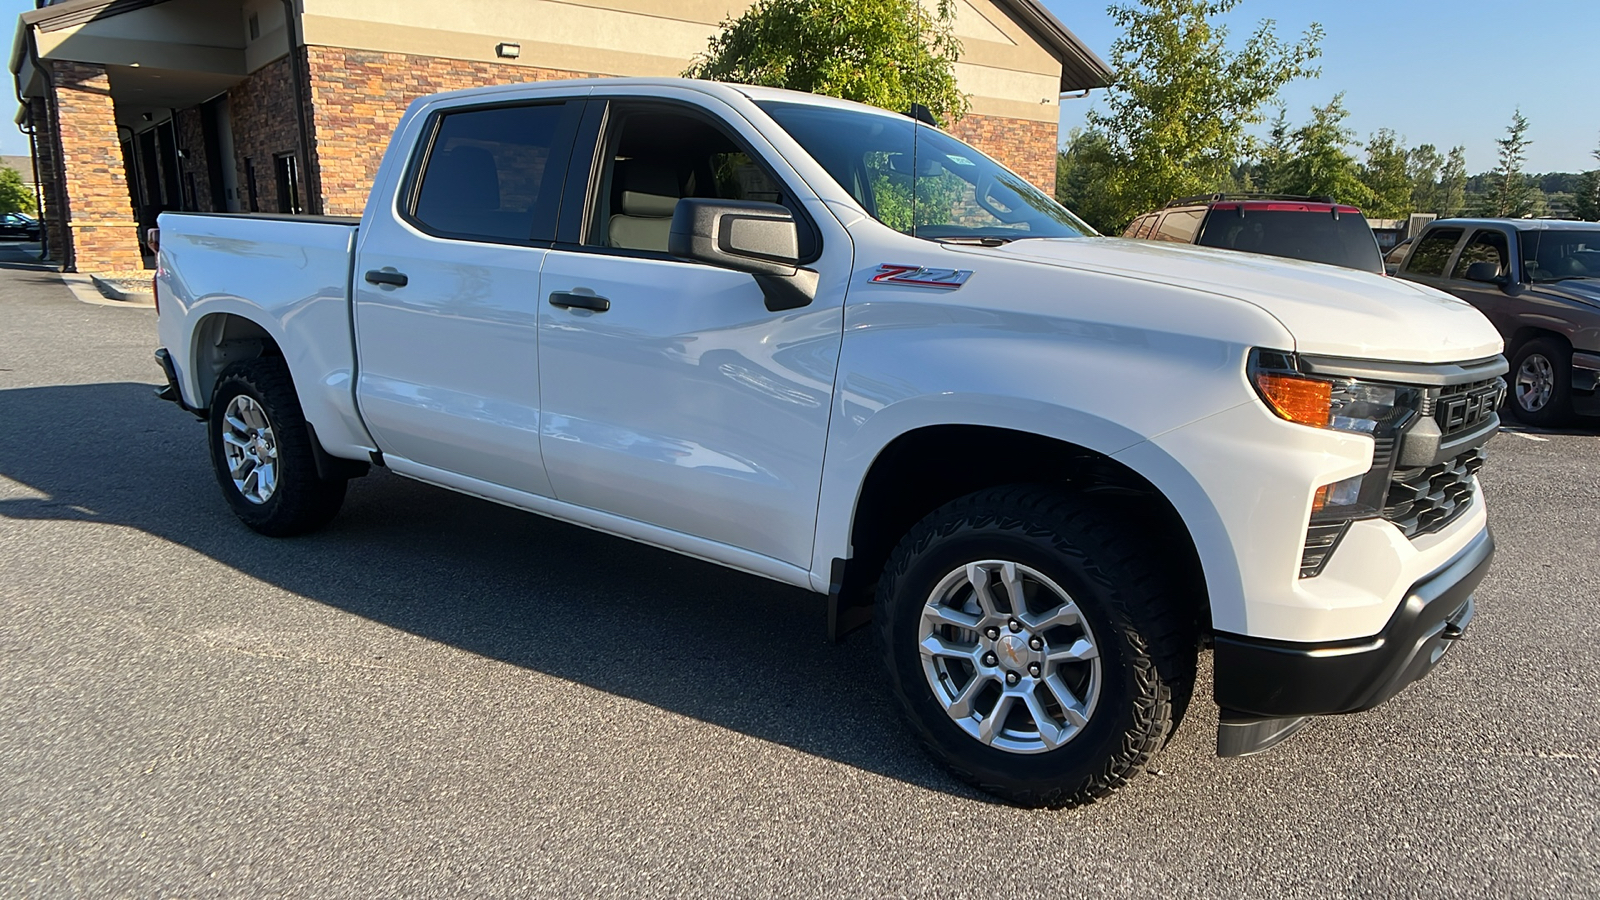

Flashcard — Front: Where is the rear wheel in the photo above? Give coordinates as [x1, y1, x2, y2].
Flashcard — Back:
[1508, 336, 1572, 427]
[876, 486, 1195, 808]
[208, 357, 347, 536]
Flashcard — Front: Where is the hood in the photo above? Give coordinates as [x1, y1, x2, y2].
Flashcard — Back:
[959, 237, 1504, 365]
[1533, 278, 1600, 309]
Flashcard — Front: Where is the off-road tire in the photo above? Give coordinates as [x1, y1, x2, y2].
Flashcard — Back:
[208, 357, 347, 536]
[876, 485, 1196, 808]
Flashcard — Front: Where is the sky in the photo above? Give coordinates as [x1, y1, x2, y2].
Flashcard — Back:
[0, 0, 1595, 173]
[1039, 0, 1600, 174]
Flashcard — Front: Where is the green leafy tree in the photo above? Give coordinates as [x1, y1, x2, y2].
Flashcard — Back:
[1438, 146, 1468, 216]
[684, 0, 968, 123]
[1360, 128, 1411, 218]
[1083, 0, 1323, 230]
[1406, 143, 1443, 215]
[1480, 109, 1537, 217]
[1055, 129, 1121, 233]
[1278, 95, 1372, 206]
[0, 166, 35, 216]
[1570, 135, 1600, 222]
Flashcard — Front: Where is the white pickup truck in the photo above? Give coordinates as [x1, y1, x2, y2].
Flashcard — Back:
[153, 78, 1506, 807]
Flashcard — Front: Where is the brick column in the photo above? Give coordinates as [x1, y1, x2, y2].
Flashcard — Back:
[47, 61, 143, 273]
[29, 100, 66, 261]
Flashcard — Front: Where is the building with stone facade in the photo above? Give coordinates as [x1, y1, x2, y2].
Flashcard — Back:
[9, 0, 1110, 273]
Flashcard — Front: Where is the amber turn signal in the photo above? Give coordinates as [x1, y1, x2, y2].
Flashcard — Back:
[1255, 373, 1331, 427]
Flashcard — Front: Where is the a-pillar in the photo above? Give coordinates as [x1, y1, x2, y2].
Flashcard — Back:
[46, 61, 143, 273]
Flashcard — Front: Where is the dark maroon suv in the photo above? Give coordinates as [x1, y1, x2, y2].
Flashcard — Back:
[1122, 194, 1384, 274]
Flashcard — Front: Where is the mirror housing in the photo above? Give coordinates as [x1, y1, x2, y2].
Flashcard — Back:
[1464, 261, 1506, 284]
[669, 199, 816, 312]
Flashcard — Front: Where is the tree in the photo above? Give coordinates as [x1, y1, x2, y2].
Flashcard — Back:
[1055, 129, 1121, 233]
[684, 0, 968, 123]
[1407, 143, 1443, 215]
[1082, 0, 1323, 230]
[1360, 128, 1411, 218]
[1438, 146, 1468, 217]
[1481, 109, 1537, 217]
[1252, 107, 1293, 194]
[1277, 95, 1371, 206]
[0, 166, 34, 216]
[1570, 135, 1600, 222]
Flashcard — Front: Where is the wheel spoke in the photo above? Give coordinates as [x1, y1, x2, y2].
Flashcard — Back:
[1047, 638, 1099, 664]
[998, 561, 1026, 616]
[1043, 673, 1089, 728]
[225, 414, 251, 435]
[222, 432, 250, 449]
[1027, 600, 1082, 631]
[977, 693, 1016, 745]
[924, 605, 981, 631]
[255, 462, 276, 498]
[230, 458, 256, 481]
[1021, 691, 1066, 749]
[966, 563, 1001, 618]
[919, 633, 978, 663]
[947, 672, 993, 718]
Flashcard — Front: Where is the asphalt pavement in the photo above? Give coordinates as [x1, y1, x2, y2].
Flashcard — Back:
[1, 242, 1596, 898]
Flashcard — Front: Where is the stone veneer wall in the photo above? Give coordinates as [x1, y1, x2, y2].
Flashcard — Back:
[949, 114, 1058, 195]
[47, 61, 143, 272]
[304, 47, 592, 216]
[225, 54, 308, 213]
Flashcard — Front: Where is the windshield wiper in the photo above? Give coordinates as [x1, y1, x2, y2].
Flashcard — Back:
[932, 236, 1016, 247]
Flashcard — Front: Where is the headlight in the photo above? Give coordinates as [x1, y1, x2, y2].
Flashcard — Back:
[1248, 350, 1425, 577]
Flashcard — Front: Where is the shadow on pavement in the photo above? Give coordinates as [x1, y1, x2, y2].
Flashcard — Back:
[0, 381, 981, 800]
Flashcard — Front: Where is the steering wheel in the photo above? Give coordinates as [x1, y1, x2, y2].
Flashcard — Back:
[972, 173, 1013, 221]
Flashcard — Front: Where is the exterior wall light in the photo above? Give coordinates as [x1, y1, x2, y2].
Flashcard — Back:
[496, 42, 521, 59]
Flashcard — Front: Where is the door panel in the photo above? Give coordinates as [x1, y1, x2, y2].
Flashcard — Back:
[353, 100, 579, 495]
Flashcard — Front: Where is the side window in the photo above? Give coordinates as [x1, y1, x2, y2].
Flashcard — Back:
[588, 106, 807, 255]
[1450, 229, 1509, 279]
[1404, 228, 1463, 277]
[410, 102, 573, 243]
[1122, 216, 1147, 238]
[1155, 209, 1204, 243]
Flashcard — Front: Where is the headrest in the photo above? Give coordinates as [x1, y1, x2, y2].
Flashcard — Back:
[422, 145, 500, 211]
[1551, 255, 1587, 277]
[616, 159, 679, 217]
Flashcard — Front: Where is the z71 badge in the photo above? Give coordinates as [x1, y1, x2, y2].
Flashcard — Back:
[870, 264, 973, 289]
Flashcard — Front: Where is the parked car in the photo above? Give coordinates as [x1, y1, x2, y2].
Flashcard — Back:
[151, 78, 1503, 807]
[1384, 236, 1414, 275]
[0, 212, 40, 241]
[1123, 194, 1384, 273]
[1395, 218, 1600, 425]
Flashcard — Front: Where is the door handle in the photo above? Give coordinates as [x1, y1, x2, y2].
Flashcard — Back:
[548, 291, 610, 312]
[364, 268, 409, 287]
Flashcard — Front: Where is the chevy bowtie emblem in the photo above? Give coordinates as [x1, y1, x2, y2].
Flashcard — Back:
[870, 263, 972, 289]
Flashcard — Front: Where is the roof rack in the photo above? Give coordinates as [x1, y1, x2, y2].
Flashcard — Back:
[1163, 193, 1338, 208]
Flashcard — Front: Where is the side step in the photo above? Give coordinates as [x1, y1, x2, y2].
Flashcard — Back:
[1217, 711, 1313, 757]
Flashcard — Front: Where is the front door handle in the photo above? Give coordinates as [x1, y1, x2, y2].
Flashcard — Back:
[548, 291, 610, 312]
[364, 268, 409, 287]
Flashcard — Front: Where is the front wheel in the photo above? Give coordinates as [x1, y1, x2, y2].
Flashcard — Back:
[207, 357, 347, 536]
[876, 486, 1195, 808]
[1508, 337, 1572, 427]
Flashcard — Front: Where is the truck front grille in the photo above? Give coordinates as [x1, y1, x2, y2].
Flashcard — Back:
[1383, 446, 1486, 539]
[1435, 378, 1505, 438]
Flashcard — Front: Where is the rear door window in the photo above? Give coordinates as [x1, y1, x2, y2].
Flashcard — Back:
[409, 102, 578, 243]
[1449, 229, 1510, 279]
[1404, 228, 1464, 277]
[1155, 209, 1204, 243]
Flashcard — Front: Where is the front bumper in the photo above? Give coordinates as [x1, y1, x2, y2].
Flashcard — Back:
[1214, 523, 1491, 719]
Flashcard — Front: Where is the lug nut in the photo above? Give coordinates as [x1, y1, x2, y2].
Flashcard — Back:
[1005, 671, 1020, 686]
[1008, 619, 1022, 633]
[982, 652, 998, 667]
[1028, 663, 1041, 677]
[985, 626, 1000, 640]
[1029, 636, 1043, 651]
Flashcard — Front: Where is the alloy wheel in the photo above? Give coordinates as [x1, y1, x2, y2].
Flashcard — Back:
[219, 394, 279, 504]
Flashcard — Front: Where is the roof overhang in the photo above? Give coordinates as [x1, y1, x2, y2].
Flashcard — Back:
[993, 0, 1113, 92]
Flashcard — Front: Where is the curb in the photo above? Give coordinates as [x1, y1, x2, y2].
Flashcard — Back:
[90, 274, 155, 304]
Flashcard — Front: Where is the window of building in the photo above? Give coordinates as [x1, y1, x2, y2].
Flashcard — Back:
[273, 153, 303, 214]
[244, 158, 260, 213]
[1404, 228, 1463, 277]
[409, 103, 571, 242]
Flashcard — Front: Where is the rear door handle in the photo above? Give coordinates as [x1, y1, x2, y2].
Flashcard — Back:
[364, 268, 409, 287]
[548, 291, 610, 312]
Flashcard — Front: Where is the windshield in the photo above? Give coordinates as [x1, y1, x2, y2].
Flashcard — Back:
[1195, 209, 1383, 273]
[756, 100, 1091, 241]
[1521, 229, 1600, 282]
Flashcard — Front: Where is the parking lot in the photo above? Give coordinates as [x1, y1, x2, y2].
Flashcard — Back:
[1, 247, 1596, 898]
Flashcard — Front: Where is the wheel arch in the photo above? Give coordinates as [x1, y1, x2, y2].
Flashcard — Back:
[189, 310, 285, 410]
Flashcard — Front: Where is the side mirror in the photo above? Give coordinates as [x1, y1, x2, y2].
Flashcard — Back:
[1464, 261, 1506, 284]
[669, 199, 816, 311]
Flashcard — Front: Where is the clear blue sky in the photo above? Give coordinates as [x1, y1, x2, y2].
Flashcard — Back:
[1039, 0, 1600, 174]
[1, 0, 1595, 173]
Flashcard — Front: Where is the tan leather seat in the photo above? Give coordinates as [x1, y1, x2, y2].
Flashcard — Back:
[607, 160, 679, 252]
